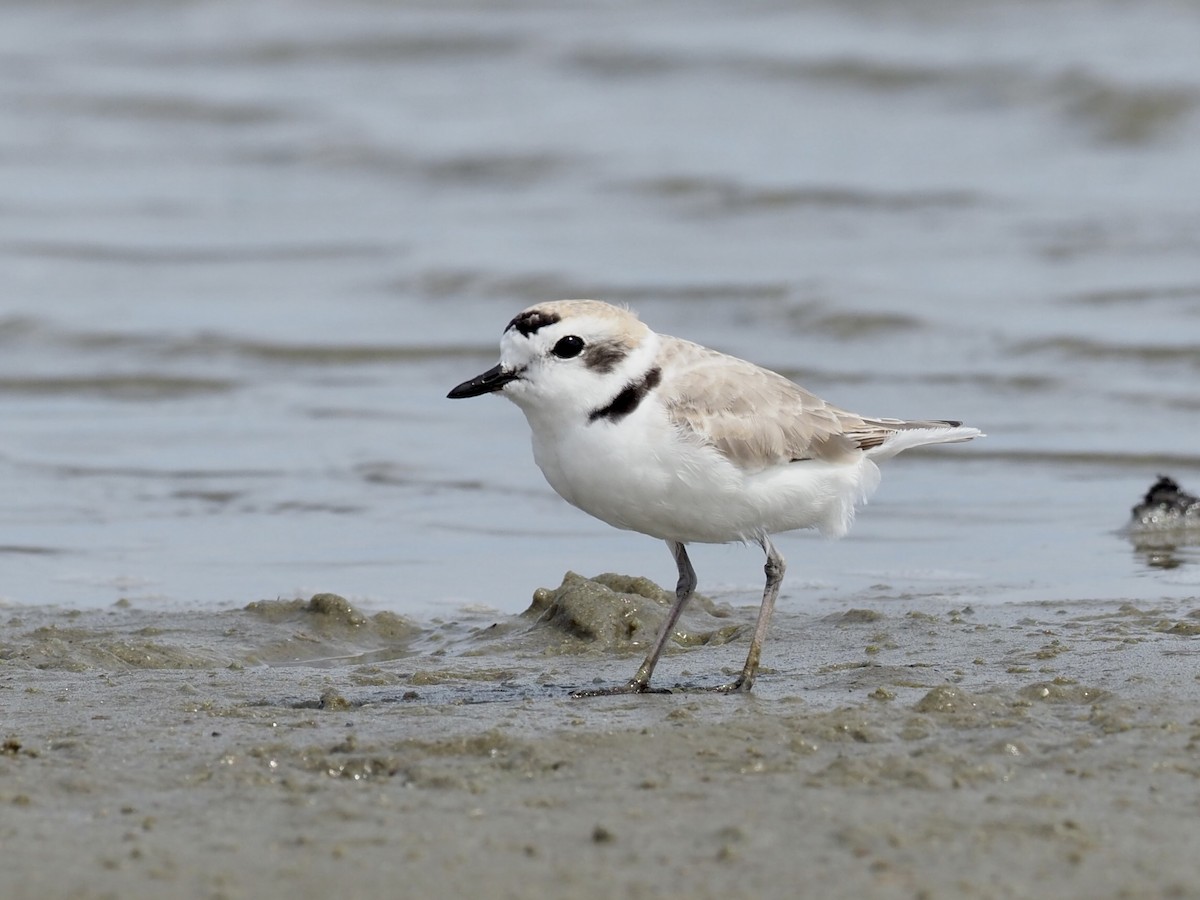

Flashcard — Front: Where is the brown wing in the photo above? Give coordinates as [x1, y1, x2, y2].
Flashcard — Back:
[657, 338, 873, 469]
[658, 338, 964, 470]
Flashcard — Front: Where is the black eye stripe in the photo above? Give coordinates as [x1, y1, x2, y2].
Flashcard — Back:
[582, 341, 626, 373]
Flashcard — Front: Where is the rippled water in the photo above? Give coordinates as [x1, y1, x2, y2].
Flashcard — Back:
[2, 0, 1199, 614]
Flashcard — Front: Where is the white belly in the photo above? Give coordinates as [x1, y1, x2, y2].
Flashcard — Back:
[523, 401, 878, 544]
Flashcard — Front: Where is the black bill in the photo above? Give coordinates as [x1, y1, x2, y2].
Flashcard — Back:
[447, 364, 519, 399]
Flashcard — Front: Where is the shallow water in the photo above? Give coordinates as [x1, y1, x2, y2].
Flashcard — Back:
[2, 0, 1199, 619]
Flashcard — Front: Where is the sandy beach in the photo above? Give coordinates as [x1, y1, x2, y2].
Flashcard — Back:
[4, 576, 1199, 899]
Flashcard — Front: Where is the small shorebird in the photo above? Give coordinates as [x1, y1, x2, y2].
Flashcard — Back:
[448, 300, 980, 695]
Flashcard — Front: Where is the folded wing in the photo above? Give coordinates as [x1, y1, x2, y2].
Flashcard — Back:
[658, 338, 978, 470]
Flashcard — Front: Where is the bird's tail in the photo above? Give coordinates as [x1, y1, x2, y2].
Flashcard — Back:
[861, 420, 983, 461]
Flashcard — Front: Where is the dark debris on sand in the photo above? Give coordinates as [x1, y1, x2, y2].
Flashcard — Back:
[1130, 476, 1200, 531]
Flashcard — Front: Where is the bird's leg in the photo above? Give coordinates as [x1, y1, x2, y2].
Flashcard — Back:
[571, 540, 696, 698]
[712, 535, 785, 693]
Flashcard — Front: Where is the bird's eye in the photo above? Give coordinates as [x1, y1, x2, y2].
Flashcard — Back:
[552, 335, 585, 359]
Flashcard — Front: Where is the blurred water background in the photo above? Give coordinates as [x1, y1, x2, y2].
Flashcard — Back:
[2, 0, 1198, 615]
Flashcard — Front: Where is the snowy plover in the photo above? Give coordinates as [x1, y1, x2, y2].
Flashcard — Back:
[448, 300, 981, 695]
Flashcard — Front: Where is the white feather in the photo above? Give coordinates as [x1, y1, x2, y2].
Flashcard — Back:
[479, 299, 981, 545]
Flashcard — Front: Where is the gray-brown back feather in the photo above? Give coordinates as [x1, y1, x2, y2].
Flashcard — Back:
[657, 338, 957, 470]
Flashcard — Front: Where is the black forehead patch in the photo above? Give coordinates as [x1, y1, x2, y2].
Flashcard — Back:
[582, 340, 628, 374]
[506, 309, 561, 337]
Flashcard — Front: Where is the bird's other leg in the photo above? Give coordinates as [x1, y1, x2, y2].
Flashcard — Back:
[571, 540, 696, 698]
[713, 535, 785, 693]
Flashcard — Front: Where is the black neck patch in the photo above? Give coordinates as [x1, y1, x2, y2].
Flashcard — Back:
[506, 309, 560, 337]
[589, 366, 662, 424]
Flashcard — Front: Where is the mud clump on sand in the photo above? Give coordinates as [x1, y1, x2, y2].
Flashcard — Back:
[244, 592, 417, 640]
[0, 594, 423, 674]
[241, 593, 420, 665]
[523, 571, 742, 651]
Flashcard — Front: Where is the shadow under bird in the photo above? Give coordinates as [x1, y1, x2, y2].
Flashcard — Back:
[448, 300, 981, 696]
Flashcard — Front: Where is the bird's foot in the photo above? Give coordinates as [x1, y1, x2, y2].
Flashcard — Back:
[570, 680, 671, 699]
[705, 677, 753, 694]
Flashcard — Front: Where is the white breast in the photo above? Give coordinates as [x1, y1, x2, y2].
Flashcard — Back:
[522, 392, 879, 544]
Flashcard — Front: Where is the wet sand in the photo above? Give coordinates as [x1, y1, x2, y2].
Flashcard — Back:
[3, 578, 1200, 899]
